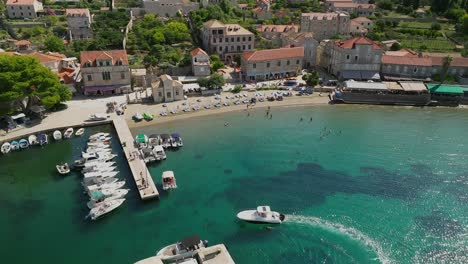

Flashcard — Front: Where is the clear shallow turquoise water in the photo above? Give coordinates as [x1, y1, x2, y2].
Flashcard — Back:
[0, 105, 467, 264]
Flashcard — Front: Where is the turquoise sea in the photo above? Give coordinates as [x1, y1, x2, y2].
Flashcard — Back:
[0, 105, 467, 264]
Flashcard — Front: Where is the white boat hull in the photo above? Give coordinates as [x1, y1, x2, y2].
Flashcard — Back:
[53, 131, 62, 140]
[1, 142, 11, 154]
[28, 135, 38, 145]
[88, 198, 125, 220]
[236, 210, 285, 224]
[64, 128, 74, 139]
[75, 128, 85, 136]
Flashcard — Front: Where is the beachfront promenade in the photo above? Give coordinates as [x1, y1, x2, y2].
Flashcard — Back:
[113, 117, 159, 200]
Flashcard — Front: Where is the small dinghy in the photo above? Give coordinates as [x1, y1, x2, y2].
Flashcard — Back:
[133, 112, 143, 121]
[237, 206, 285, 224]
[10, 141, 19, 151]
[75, 128, 85, 136]
[38, 133, 48, 146]
[56, 163, 70, 175]
[1, 142, 11, 154]
[19, 139, 29, 149]
[53, 130, 62, 140]
[64, 128, 74, 139]
[28, 134, 39, 146]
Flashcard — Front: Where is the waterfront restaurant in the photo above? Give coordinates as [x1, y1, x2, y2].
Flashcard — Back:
[425, 84, 468, 106]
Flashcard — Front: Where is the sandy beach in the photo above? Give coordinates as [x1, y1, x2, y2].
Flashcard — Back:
[0, 90, 330, 142]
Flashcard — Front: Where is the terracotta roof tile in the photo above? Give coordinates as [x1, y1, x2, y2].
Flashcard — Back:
[242, 47, 304, 62]
[352, 17, 372, 23]
[256, 24, 299, 33]
[80, 50, 128, 67]
[65, 8, 90, 16]
[333, 3, 375, 8]
[382, 55, 433, 66]
[302, 12, 338, 20]
[190, 48, 208, 57]
[15, 40, 31, 45]
[335, 37, 381, 50]
[6, 0, 37, 5]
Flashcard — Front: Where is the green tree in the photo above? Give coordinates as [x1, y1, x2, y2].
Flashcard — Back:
[462, 14, 468, 34]
[390, 42, 402, 51]
[44, 36, 65, 52]
[377, 0, 394, 10]
[431, 23, 441, 31]
[163, 21, 190, 43]
[302, 71, 320, 87]
[441, 56, 453, 83]
[0, 55, 71, 112]
[197, 73, 226, 90]
[209, 54, 224, 73]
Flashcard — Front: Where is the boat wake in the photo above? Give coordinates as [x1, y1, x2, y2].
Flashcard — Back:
[286, 214, 393, 264]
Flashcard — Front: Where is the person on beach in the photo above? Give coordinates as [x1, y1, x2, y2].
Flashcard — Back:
[310, 117, 313, 122]
[300, 117, 303, 122]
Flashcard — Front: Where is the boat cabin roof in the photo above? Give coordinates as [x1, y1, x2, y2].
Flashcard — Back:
[179, 235, 200, 249]
[154, 145, 164, 151]
[149, 134, 159, 139]
[257, 206, 271, 213]
[162, 171, 174, 179]
[160, 134, 170, 139]
[171, 133, 181, 138]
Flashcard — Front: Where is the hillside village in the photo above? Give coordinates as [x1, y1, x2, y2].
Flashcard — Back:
[1, 0, 468, 118]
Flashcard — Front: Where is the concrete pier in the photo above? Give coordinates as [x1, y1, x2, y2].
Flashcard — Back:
[113, 117, 159, 200]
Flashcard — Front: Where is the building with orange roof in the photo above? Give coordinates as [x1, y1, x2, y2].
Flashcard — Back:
[256, 24, 299, 45]
[241, 47, 304, 81]
[80, 50, 131, 95]
[301, 12, 350, 41]
[327, 37, 383, 80]
[191, 48, 210, 77]
[66, 8, 93, 41]
[14, 40, 32, 53]
[6, 0, 43, 19]
[331, 3, 375, 16]
[350, 17, 373, 35]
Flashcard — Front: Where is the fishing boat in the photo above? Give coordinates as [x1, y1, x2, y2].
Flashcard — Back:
[135, 133, 148, 147]
[153, 145, 166, 160]
[87, 113, 108, 122]
[75, 128, 85, 136]
[63, 128, 74, 139]
[28, 134, 39, 146]
[56, 163, 70, 175]
[171, 133, 183, 147]
[133, 112, 143, 121]
[87, 198, 126, 220]
[1, 142, 11, 154]
[53, 130, 62, 140]
[143, 113, 154, 121]
[38, 133, 48, 146]
[87, 195, 124, 209]
[10, 141, 19, 151]
[156, 235, 208, 258]
[236, 206, 285, 224]
[162, 171, 177, 190]
[160, 134, 172, 148]
[148, 134, 161, 147]
[19, 139, 29, 149]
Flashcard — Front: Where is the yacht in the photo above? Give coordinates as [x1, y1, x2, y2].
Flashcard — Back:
[160, 134, 172, 148]
[236, 206, 285, 224]
[141, 147, 156, 163]
[1, 142, 11, 154]
[38, 133, 48, 146]
[87, 113, 108, 122]
[148, 134, 161, 147]
[171, 133, 183, 147]
[64, 128, 74, 139]
[89, 189, 129, 202]
[153, 145, 166, 160]
[87, 198, 125, 220]
[81, 165, 116, 174]
[84, 147, 111, 154]
[86, 180, 126, 193]
[83, 161, 116, 169]
[156, 235, 208, 258]
[87, 195, 125, 209]
[82, 177, 118, 187]
[89, 136, 111, 142]
[82, 151, 116, 160]
[162, 171, 177, 190]
[53, 130, 62, 140]
[90, 132, 110, 138]
[28, 134, 39, 145]
[83, 171, 119, 183]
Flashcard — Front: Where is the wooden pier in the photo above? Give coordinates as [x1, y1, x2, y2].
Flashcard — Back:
[113, 117, 159, 200]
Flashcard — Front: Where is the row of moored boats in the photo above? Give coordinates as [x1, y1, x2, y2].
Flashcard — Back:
[135, 133, 183, 164]
[73, 132, 129, 220]
[1, 127, 85, 154]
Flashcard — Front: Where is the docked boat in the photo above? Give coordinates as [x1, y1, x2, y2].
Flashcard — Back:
[160, 134, 172, 148]
[171, 133, 183, 147]
[82, 165, 116, 174]
[133, 112, 143, 121]
[85, 180, 126, 193]
[82, 151, 116, 160]
[153, 145, 166, 160]
[156, 235, 208, 258]
[10, 141, 19, 151]
[90, 132, 110, 138]
[87, 195, 125, 209]
[74, 156, 115, 167]
[135, 133, 148, 147]
[53, 130, 62, 140]
[82, 177, 118, 188]
[87, 198, 125, 220]
[83, 170, 119, 180]
[56, 163, 70, 175]
[143, 113, 154, 121]
[89, 189, 129, 202]
[1, 142, 11, 154]
[19, 139, 29, 149]
[162, 171, 177, 190]
[87, 113, 108, 122]
[38, 133, 48, 146]
[89, 136, 111, 142]
[148, 134, 161, 147]
[87, 142, 111, 148]
[83, 161, 115, 169]
[75, 128, 85, 136]
[85, 147, 111, 154]
[141, 147, 156, 163]
[237, 206, 285, 224]
[64, 128, 74, 139]
[28, 134, 39, 146]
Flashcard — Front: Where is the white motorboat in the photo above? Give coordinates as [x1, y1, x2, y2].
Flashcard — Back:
[85, 147, 111, 154]
[19, 139, 29, 149]
[160, 134, 172, 148]
[53, 130, 62, 140]
[133, 112, 143, 121]
[75, 128, 85, 136]
[87, 198, 125, 220]
[171, 133, 183, 147]
[38, 133, 48, 146]
[87, 141, 111, 148]
[236, 206, 285, 224]
[83, 170, 119, 179]
[89, 189, 129, 202]
[81, 165, 116, 173]
[90, 132, 110, 138]
[64, 128, 74, 139]
[28, 134, 39, 146]
[141, 147, 156, 163]
[86, 180, 126, 193]
[153, 145, 166, 160]
[89, 136, 111, 143]
[56, 163, 70, 175]
[10, 141, 19, 151]
[162, 171, 177, 190]
[1, 142, 11, 154]
[75, 156, 115, 167]
[82, 151, 116, 160]
[82, 177, 118, 187]
[87, 113, 108, 122]
[148, 134, 161, 147]
[87, 195, 124, 209]
[83, 161, 116, 168]
[156, 235, 208, 258]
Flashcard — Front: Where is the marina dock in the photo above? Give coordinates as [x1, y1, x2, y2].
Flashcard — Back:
[113, 117, 159, 200]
